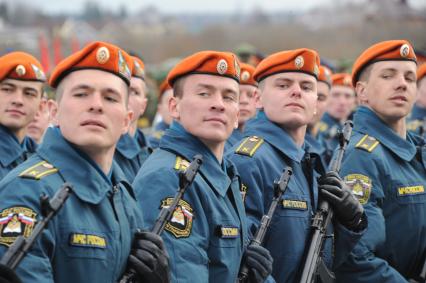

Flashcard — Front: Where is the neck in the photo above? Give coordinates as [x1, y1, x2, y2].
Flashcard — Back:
[379, 115, 407, 139]
[83, 146, 115, 175]
[238, 122, 245, 132]
[12, 127, 27, 144]
[283, 125, 307, 147]
[415, 101, 426, 109]
[128, 122, 137, 137]
[200, 139, 225, 163]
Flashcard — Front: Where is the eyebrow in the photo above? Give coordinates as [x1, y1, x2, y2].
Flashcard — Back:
[197, 83, 238, 95]
[70, 84, 94, 92]
[0, 82, 16, 88]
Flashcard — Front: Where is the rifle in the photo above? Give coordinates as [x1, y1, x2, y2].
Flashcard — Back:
[299, 120, 353, 283]
[119, 154, 203, 283]
[0, 183, 73, 270]
[238, 167, 293, 282]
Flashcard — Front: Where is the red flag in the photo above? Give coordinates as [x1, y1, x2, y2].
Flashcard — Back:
[38, 33, 50, 72]
[71, 35, 80, 53]
[53, 35, 63, 66]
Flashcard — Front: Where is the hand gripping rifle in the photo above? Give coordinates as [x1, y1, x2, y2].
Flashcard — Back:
[238, 167, 293, 282]
[299, 120, 353, 283]
[0, 183, 73, 270]
[119, 154, 203, 283]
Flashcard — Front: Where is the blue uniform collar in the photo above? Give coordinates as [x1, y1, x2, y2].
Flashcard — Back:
[410, 104, 426, 120]
[155, 121, 170, 131]
[321, 112, 341, 128]
[37, 127, 128, 204]
[354, 106, 416, 161]
[305, 132, 325, 156]
[134, 128, 148, 148]
[160, 121, 234, 197]
[116, 133, 141, 159]
[0, 124, 26, 167]
[245, 111, 306, 163]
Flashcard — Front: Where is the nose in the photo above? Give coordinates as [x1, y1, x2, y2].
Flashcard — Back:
[11, 90, 24, 106]
[290, 83, 302, 98]
[239, 91, 248, 105]
[88, 92, 104, 113]
[394, 73, 408, 92]
[210, 93, 225, 112]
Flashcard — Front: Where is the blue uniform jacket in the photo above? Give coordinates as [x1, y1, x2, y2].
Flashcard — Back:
[406, 104, 426, 135]
[0, 127, 144, 283]
[114, 130, 150, 182]
[225, 129, 244, 152]
[337, 106, 426, 282]
[147, 121, 169, 149]
[0, 125, 37, 180]
[133, 121, 248, 283]
[318, 112, 342, 165]
[227, 111, 364, 283]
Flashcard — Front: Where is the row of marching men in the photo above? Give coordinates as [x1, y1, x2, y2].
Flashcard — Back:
[0, 38, 425, 283]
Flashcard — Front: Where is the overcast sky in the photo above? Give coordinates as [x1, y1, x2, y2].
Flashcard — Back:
[16, 0, 426, 14]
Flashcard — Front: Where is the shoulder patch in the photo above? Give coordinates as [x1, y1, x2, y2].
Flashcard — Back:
[160, 198, 193, 238]
[174, 156, 190, 171]
[355, 135, 380, 153]
[344, 174, 372, 205]
[19, 161, 58, 180]
[235, 136, 264, 157]
[0, 206, 37, 247]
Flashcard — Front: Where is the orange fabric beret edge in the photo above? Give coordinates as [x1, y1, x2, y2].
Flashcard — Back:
[239, 63, 257, 87]
[253, 48, 321, 82]
[158, 79, 172, 99]
[417, 63, 426, 82]
[318, 65, 332, 87]
[167, 51, 241, 86]
[131, 56, 145, 80]
[351, 40, 417, 86]
[49, 41, 133, 88]
[0, 52, 46, 82]
[332, 73, 353, 88]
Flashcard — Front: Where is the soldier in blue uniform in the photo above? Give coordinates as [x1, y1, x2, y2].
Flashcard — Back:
[114, 56, 151, 182]
[318, 73, 355, 164]
[226, 63, 258, 150]
[133, 51, 273, 283]
[148, 80, 173, 149]
[0, 42, 169, 283]
[407, 63, 426, 135]
[0, 52, 46, 180]
[305, 65, 332, 159]
[336, 40, 424, 282]
[228, 48, 366, 283]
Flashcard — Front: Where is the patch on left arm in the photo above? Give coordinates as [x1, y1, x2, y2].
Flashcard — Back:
[0, 206, 37, 247]
[160, 198, 194, 238]
[344, 174, 372, 205]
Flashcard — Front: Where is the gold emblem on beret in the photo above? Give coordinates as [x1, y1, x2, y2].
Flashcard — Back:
[400, 44, 410, 58]
[31, 64, 46, 81]
[343, 75, 352, 86]
[133, 60, 145, 79]
[234, 57, 241, 78]
[295, 56, 304, 69]
[241, 70, 250, 82]
[118, 50, 131, 80]
[15, 65, 26, 76]
[324, 68, 332, 84]
[96, 47, 110, 64]
[217, 59, 228, 75]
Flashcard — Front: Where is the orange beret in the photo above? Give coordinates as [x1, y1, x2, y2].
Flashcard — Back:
[0, 52, 46, 82]
[332, 73, 353, 88]
[417, 63, 426, 82]
[253, 48, 320, 82]
[239, 63, 257, 86]
[352, 40, 417, 86]
[158, 79, 172, 99]
[49, 41, 133, 88]
[318, 65, 332, 87]
[131, 56, 145, 80]
[167, 51, 241, 86]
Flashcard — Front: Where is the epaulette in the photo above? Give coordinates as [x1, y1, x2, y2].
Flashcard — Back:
[355, 134, 380, 153]
[19, 161, 58, 180]
[152, 130, 164, 140]
[407, 120, 422, 132]
[317, 121, 328, 133]
[235, 136, 264, 157]
[174, 156, 190, 171]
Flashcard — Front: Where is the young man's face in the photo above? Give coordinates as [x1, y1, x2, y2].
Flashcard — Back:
[238, 84, 258, 126]
[128, 77, 147, 125]
[0, 79, 43, 132]
[260, 72, 318, 130]
[27, 97, 51, 144]
[358, 60, 417, 122]
[416, 77, 426, 107]
[310, 81, 330, 125]
[326, 85, 356, 121]
[158, 89, 174, 125]
[169, 74, 239, 144]
[54, 70, 132, 152]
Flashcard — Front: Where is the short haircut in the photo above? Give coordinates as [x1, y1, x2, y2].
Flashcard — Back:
[358, 64, 373, 83]
[172, 76, 187, 98]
